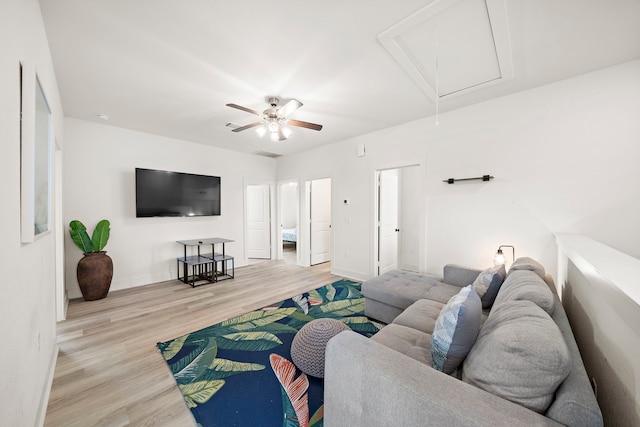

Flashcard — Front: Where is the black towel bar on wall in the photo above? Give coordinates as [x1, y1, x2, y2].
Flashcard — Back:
[443, 175, 494, 184]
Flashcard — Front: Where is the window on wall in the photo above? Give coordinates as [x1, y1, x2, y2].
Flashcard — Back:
[21, 63, 53, 243]
[34, 77, 52, 236]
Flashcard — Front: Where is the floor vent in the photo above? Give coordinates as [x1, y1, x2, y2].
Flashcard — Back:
[252, 150, 282, 158]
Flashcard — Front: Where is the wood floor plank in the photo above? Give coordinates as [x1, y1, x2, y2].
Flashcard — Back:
[45, 254, 338, 426]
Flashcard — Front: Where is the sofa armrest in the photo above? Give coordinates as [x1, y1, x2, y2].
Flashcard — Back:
[443, 264, 482, 287]
[325, 331, 561, 427]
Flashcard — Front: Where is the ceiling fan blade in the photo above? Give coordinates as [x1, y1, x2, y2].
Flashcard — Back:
[286, 119, 323, 131]
[277, 99, 303, 117]
[277, 125, 288, 141]
[226, 103, 262, 116]
[232, 122, 263, 132]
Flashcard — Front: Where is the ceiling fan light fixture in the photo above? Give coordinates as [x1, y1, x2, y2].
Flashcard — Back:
[226, 97, 322, 142]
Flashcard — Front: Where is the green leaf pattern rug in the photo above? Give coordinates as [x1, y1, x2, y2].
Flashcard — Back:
[157, 279, 378, 427]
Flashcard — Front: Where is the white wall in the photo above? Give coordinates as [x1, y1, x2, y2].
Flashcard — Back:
[0, 0, 65, 425]
[63, 118, 276, 298]
[277, 60, 640, 280]
[556, 234, 640, 425]
[280, 183, 298, 230]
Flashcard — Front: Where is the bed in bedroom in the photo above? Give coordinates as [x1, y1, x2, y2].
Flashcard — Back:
[282, 227, 297, 243]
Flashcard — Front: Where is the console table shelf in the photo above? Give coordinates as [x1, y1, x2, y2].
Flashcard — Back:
[176, 238, 235, 287]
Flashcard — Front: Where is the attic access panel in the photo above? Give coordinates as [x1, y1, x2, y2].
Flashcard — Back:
[378, 0, 513, 101]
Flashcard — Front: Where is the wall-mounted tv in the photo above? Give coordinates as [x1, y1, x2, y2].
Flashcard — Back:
[135, 168, 221, 217]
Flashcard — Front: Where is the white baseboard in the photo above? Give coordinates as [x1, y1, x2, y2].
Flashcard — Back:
[36, 344, 59, 427]
[330, 267, 370, 283]
[399, 263, 420, 272]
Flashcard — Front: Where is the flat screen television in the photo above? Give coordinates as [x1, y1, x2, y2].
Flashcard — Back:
[135, 168, 221, 217]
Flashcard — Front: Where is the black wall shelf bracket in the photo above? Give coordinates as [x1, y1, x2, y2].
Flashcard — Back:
[443, 175, 494, 184]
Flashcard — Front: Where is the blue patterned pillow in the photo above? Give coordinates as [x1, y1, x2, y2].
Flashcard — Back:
[472, 264, 506, 309]
[431, 285, 482, 373]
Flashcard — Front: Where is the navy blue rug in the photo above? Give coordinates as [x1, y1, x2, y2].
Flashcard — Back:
[157, 279, 378, 427]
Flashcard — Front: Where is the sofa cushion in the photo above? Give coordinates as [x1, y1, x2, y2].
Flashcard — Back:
[494, 269, 555, 314]
[431, 285, 482, 373]
[393, 299, 445, 334]
[362, 270, 462, 309]
[472, 264, 506, 309]
[371, 323, 433, 367]
[508, 257, 545, 279]
[462, 300, 571, 413]
[443, 264, 482, 287]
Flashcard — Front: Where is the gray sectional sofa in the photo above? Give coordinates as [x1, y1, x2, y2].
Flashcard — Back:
[324, 258, 603, 426]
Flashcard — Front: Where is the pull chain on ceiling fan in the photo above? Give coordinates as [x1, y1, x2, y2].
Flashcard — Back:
[226, 97, 323, 142]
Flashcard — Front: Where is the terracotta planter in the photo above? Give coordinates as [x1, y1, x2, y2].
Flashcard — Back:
[77, 251, 113, 301]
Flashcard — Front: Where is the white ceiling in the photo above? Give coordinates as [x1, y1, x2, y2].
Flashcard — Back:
[40, 0, 640, 157]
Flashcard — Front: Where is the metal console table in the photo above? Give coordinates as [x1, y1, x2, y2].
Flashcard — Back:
[176, 238, 235, 287]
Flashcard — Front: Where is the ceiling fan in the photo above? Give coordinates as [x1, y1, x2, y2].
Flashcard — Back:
[226, 97, 323, 141]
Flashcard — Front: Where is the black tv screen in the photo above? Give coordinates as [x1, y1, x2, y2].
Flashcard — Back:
[136, 168, 221, 217]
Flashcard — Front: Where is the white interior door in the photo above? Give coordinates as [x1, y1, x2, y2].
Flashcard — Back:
[247, 184, 271, 259]
[378, 170, 399, 275]
[310, 178, 331, 265]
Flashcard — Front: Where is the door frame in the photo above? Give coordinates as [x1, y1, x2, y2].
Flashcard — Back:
[54, 143, 66, 321]
[372, 161, 424, 277]
[244, 179, 276, 261]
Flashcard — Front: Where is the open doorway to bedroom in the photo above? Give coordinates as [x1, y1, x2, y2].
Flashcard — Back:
[279, 181, 298, 264]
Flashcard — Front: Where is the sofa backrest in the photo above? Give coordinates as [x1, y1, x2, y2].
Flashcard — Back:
[545, 297, 604, 426]
[462, 298, 571, 413]
[493, 269, 555, 314]
[485, 267, 604, 426]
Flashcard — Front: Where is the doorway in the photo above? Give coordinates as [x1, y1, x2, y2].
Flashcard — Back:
[246, 184, 271, 259]
[279, 181, 298, 264]
[375, 166, 420, 276]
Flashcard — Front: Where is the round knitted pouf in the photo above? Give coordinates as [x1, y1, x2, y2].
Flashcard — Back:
[290, 318, 351, 378]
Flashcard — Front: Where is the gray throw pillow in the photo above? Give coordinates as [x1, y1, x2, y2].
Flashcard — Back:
[431, 285, 482, 374]
[462, 300, 571, 413]
[508, 257, 545, 279]
[472, 264, 506, 309]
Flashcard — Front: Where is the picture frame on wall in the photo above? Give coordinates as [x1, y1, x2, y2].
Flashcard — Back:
[21, 62, 53, 243]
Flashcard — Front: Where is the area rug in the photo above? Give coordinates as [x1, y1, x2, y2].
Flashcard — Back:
[156, 279, 378, 427]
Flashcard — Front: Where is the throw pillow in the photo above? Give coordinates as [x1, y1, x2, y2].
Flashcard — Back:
[431, 285, 482, 374]
[472, 264, 506, 309]
[462, 300, 571, 413]
[508, 257, 545, 279]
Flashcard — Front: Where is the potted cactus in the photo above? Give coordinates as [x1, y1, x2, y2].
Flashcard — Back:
[69, 219, 113, 301]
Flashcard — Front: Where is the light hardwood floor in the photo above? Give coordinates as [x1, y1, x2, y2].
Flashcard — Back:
[45, 252, 335, 426]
